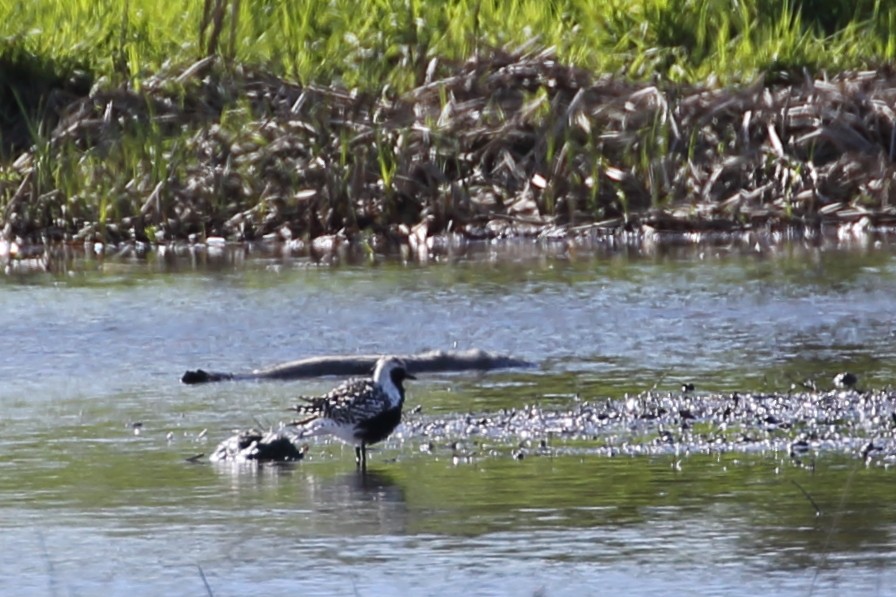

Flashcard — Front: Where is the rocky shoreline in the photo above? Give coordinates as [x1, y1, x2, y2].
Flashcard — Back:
[4, 216, 896, 275]
[401, 386, 896, 464]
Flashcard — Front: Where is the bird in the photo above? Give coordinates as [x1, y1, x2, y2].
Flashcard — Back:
[833, 371, 858, 390]
[289, 356, 415, 469]
[209, 429, 307, 463]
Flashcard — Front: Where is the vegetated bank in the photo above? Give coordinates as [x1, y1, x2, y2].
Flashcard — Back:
[2, 0, 896, 264]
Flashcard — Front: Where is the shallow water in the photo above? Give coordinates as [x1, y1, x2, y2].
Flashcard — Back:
[2, 243, 896, 596]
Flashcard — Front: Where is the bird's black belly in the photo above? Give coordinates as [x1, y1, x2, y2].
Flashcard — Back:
[355, 406, 402, 445]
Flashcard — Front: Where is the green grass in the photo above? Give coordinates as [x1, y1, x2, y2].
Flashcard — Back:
[2, 0, 894, 90]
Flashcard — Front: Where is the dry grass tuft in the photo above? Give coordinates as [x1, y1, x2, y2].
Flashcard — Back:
[4, 48, 896, 248]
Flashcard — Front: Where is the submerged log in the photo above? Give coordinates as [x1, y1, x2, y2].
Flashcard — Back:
[181, 348, 533, 384]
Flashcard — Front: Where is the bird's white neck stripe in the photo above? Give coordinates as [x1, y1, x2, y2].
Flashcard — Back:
[380, 378, 403, 408]
[372, 360, 406, 409]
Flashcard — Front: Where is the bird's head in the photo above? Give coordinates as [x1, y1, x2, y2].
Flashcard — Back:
[373, 356, 416, 387]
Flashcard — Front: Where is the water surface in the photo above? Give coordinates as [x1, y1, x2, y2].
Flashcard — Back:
[2, 244, 895, 595]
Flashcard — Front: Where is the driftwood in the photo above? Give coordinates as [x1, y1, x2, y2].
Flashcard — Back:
[181, 348, 533, 384]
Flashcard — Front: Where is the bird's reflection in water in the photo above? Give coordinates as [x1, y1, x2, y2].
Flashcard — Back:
[207, 450, 410, 534]
[301, 468, 410, 535]
[210, 458, 301, 491]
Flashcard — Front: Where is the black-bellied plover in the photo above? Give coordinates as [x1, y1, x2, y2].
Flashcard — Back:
[290, 356, 415, 469]
[209, 429, 307, 463]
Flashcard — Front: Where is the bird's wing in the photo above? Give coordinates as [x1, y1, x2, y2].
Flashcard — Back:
[290, 378, 385, 423]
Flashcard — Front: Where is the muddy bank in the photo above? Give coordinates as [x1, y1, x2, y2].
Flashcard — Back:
[4, 49, 896, 253]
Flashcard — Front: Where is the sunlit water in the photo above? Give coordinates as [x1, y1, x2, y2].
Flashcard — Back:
[2, 243, 896, 596]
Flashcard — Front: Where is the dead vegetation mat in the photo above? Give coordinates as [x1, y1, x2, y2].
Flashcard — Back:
[4, 48, 896, 249]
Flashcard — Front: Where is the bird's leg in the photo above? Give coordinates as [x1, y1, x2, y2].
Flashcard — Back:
[355, 444, 368, 471]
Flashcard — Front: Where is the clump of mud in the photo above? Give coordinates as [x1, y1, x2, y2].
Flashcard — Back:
[3, 48, 896, 253]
